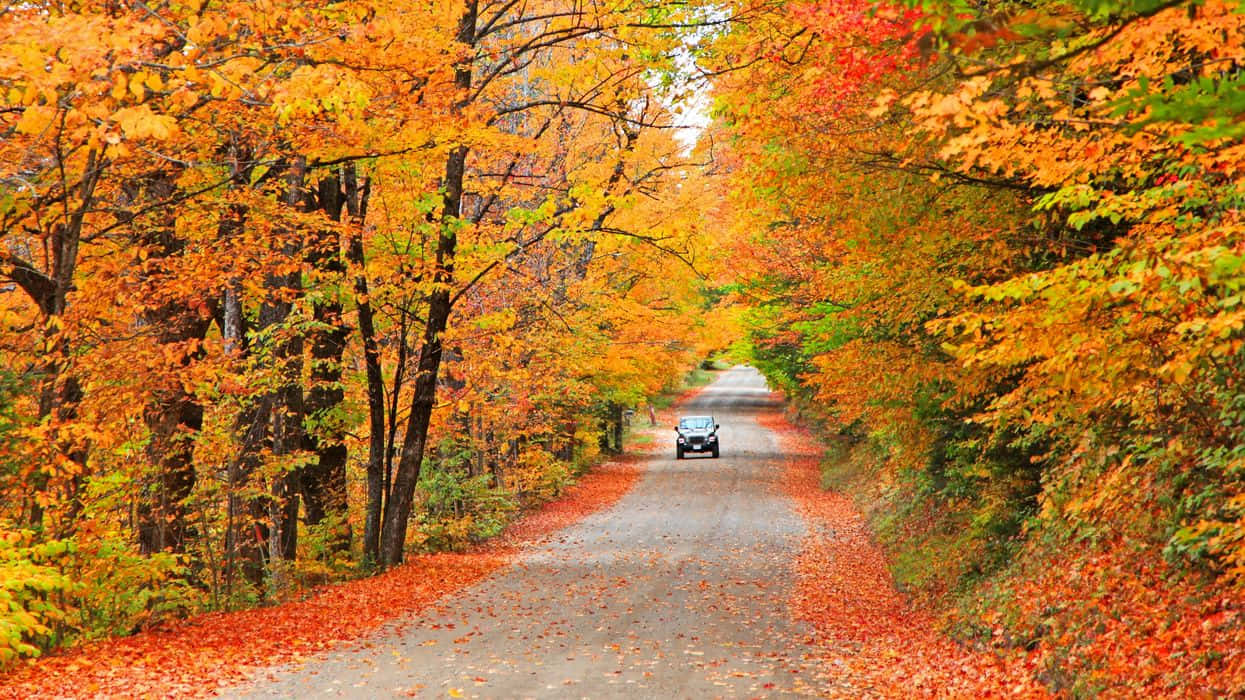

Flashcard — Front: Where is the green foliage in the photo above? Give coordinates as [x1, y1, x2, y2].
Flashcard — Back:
[744, 336, 809, 399]
[0, 531, 74, 663]
[414, 448, 517, 552]
[0, 370, 25, 484]
[1122, 72, 1245, 145]
[64, 534, 201, 640]
[650, 364, 722, 409]
[295, 512, 357, 584]
[1164, 387, 1245, 574]
[1, 523, 204, 665]
[824, 395, 1043, 600]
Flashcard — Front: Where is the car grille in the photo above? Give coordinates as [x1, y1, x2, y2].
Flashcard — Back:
[690, 437, 705, 445]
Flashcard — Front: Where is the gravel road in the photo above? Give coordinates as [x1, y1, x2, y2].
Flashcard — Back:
[237, 366, 820, 698]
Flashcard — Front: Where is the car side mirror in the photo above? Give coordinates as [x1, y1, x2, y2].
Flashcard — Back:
[715, 424, 720, 430]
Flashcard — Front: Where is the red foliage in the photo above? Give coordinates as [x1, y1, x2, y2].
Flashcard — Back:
[0, 461, 642, 699]
[759, 408, 1048, 697]
[994, 541, 1245, 695]
[789, 0, 926, 111]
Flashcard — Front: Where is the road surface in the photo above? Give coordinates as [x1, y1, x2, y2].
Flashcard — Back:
[238, 366, 821, 698]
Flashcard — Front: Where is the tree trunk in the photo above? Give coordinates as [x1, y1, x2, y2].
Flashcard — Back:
[347, 187, 387, 563]
[300, 170, 368, 553]
[261, 157, 311, 565]
[219, 204, 269, 590]
[138, 314, 209, 555]
[558, 420, 576, 462]
[377, 0, 478, 568]
[612, 402, 624, 454]
[23, 150, 105, 533]
[225, 157, 310, 588]
[378, 269, 455, 567]
[134, 170, 211, 555]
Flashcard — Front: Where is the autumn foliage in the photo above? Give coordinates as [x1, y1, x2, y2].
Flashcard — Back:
[0, 0, 728, 665]
[712, 0, 1245, 693]
[4, 0, 1245, 693]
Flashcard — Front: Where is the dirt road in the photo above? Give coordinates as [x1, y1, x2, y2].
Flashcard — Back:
[239, 367, 824, 698]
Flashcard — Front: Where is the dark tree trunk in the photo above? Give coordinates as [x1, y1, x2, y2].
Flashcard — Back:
[138, 313, 210, 555]
[261, 158, 311, 564]
[225, 156, 310, 587]
[138, 395, 204, 554]
[377, 0, 479, 568]
[378, 265, 456, 567]
[347, 183, 386, 563]
[557, 420, 576, 462]
[611, 402, 624, 455]
[21, 149, 105, 532]
[300, 169, 368, 553]
[132, 170, 212, 555]
[226, 395, 271, 589]
[219, 202, 269, 590]
[300, 311, 349, 532]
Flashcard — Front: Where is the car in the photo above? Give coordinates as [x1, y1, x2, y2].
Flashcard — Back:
[675, 415, 720, 459]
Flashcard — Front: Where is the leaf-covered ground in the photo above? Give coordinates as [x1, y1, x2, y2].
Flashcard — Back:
[21, 379, 1202, 698]
[0, 458, 643, 699]
[761, 409, 1049, 697]
[235, 369, 815, 697]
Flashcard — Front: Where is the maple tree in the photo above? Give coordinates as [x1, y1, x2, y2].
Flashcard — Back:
[710, 0, 1245, 693]
[0, 0, 730, 661]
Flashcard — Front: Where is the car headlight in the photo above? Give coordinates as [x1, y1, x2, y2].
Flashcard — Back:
[677, 436, 685, 443]
[708, 434, 717, 441]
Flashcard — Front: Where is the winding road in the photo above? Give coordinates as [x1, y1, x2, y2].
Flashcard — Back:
[239, 367, 824, 698]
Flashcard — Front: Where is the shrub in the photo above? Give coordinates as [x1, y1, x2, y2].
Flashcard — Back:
[414, 466, 515, 552]
[0, 530, 74, 663]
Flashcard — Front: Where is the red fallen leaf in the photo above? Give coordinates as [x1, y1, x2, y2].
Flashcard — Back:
[760, 410, 1049, 697]
[0, 454, 645, 700]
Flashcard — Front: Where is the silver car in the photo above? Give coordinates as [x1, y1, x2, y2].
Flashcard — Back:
[675, 415, 720, 459]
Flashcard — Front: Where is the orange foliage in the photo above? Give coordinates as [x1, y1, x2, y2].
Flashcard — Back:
[714, 0, 1245, 693]
[0, 0, 724, 657]
[980, 543, 1245, 696]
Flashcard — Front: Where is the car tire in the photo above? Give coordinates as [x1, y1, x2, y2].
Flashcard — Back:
[676, 446, 684, 460]
[711, 445, 720, 458]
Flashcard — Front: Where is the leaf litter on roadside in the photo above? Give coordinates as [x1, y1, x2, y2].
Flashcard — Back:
[0, 459, 643, 700]
[761, 408, 1049, 698]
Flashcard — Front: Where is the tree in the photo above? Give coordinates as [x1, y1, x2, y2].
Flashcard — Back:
[0, 0, 725, 651]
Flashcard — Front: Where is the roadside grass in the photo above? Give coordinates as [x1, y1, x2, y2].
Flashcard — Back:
[768, 410, 1044, 696]
[808, 416, 1245, 696]
[817, 436, 984, 602]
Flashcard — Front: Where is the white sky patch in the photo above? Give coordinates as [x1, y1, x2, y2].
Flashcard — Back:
[672, 85, 712, 154]
[658, 42, 715, 155]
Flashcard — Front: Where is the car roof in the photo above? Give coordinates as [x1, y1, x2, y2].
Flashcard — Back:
[679, 415, 714, 421]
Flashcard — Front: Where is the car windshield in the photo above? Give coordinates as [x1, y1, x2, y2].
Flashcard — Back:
[679, 417, 714, 431]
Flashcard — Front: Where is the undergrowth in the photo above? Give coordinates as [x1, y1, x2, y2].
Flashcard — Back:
[813, 421, 1244, 697]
